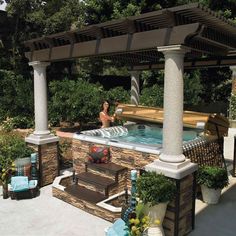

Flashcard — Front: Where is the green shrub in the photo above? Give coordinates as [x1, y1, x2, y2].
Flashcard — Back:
[105, 87, 130, 103]
[197, 166, 229, 189]
[137, 171, 176, 206]
[184, 71, 203, 106]
[0, 70, 33, 122]
[1, 116, 34, 132]
[0, 131, 33, 164]
[229, 94, 236, 120]
[140, 85, 164, 107]
[49, 79, 103, 125]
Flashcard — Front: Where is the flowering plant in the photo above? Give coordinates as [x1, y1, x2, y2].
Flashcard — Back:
[128, 203, 161, 236]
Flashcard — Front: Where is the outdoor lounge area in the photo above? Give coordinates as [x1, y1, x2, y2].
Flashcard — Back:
[1, 2, 236, 236]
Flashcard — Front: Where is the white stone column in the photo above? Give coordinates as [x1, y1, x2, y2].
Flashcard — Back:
[145, 45, 197, 179]
[26, 61, 59, 145]
[159, 45, 190, 163]
[130, 71, 140, 105]
[224, 66, 236, 160]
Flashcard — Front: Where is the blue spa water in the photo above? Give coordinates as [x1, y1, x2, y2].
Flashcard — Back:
[115, 125, 200, 145]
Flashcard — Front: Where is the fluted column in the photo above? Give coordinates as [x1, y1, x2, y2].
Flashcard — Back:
[130, 71, 140, 105]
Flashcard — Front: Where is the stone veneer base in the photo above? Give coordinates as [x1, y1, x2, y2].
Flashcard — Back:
[26, 140, 59, 187]
[72, 139, 157, 187]
[52, 173, 121, 222]
[53, 171, 196, 236]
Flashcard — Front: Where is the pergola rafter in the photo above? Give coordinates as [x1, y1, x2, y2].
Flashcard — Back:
[24, 3, 236, 68]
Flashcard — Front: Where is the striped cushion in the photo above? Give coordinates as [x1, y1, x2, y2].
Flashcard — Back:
[15, 163, 31, 177]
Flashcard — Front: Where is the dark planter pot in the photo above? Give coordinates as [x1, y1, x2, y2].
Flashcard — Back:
[2, 182, 8, 199]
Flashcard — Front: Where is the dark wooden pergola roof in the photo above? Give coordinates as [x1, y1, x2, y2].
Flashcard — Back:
[24, 3, 236, 69]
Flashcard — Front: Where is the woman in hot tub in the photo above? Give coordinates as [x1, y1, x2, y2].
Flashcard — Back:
[99, 100, 115, 128]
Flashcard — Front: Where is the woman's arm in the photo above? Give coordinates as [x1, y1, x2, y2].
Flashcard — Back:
[100, 112, 114, 122]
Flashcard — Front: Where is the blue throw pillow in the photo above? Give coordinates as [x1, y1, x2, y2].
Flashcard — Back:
[107, 219, 129, 236]
[11, 176, 29, 192]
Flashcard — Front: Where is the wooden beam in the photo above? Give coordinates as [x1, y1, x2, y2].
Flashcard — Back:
[130, 56, 236, 70]
[25, 23, 200, 62]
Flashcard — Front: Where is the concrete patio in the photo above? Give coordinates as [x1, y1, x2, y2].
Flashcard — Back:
[0, 158, 236, 236]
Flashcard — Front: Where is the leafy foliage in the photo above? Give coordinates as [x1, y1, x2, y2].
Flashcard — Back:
[184, 70, 203, 106]
[140, 84, 164, 107]
[49, 79, 103, 124]
[0, 70, 33, 124]
[137, 171, 176, 206]
[229, 94, 236, 120]
[1, 0, 235, 127]
[197, 166, 229, 190]
[0, 131, 33, 170]
[48, 78, 130, 125]
[1, 116, 34, 132]
[105, 87, 130, 105]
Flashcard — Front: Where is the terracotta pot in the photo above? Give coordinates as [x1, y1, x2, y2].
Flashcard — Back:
[201, 185, 222, 204]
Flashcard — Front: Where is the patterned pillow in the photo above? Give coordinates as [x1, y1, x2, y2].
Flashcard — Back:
[88, 146, 111, 164]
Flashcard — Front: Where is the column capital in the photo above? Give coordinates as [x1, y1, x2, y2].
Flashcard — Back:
[230, 66, 236, 74]
[29, 61, 50, 68]
[157, 45, 191, 55]
[129, 70, 141, 77]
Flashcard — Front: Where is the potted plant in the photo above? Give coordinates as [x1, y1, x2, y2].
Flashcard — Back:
[136, 171, 176, 236]
[197, 166, 229, 204]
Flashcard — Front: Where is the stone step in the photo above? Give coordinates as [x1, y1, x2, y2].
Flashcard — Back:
[85, 162, 128, 181]
[64, 185, 106, 204]
[76, 172, 116, 196]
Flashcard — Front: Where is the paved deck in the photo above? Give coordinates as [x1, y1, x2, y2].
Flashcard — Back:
[1, 159, 236, 236]
[0, 184, 111, 236]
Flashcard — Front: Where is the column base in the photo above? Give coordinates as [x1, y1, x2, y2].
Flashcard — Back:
[159, 153, 185, 163]
[145, 159, 198, 179]
[33, 130, 51, 136]
[25, 133, 59, 145]
[224, 127, 236, 160]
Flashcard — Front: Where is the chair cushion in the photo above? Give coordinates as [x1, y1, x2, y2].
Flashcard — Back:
[106, 219, 128, 236]
[29, 180, 38, 189]
[11, 176, 29, 192]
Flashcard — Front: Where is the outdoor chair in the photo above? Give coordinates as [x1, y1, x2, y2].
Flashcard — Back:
[8, 153, 39, 200]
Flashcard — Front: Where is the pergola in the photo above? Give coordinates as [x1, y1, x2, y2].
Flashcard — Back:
[24, 3, 236, 179]
[24, 3, 236, 68]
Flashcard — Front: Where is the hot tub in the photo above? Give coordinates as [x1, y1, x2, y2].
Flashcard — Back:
[72, 123, 203, 174]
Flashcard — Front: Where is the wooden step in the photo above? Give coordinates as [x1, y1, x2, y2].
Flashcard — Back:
[65, 185, 106, 204]
[85, 162, 128, 180]
[76, 172, 116, 196]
